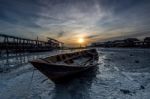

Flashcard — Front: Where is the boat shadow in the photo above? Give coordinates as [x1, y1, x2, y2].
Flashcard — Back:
[52, 67, 98, 99]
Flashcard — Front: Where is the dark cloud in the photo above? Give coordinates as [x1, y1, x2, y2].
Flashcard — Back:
[57, 31, 66, 38]
[0, 0, 150, 44]
[86, 34, 100, 39]
[0, 0, 43, 29]
[103, 30, 150, 41]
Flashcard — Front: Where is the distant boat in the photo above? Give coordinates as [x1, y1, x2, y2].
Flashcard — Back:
[30, 49, 98, 83]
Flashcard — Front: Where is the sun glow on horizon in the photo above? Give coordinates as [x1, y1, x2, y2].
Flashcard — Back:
[78, 38, 84, 44]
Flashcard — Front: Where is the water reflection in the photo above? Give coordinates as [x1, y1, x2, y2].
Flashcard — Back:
[0, 53, 44, 72]
[0, 50, 73, 72]
[52, 67, 98, 99]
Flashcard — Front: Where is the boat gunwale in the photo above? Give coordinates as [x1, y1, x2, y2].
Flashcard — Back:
[42, 48, 96, 59]
[30, 59, 97, 68]
[30, 48, 98, 68]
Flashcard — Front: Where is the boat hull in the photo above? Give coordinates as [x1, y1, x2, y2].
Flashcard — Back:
[30, 49, 99, 83]
[31, 61, 97, 83]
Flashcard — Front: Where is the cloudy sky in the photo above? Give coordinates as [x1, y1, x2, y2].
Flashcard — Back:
[0, 0, 150, 46]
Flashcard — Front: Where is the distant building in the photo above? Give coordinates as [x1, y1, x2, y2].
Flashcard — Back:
[123, 38, 140, 47]
[90, 42, 105, 47]
[144, 37, 150, 43]
[112, 40, 126, 47]
[104, 41, 114, 47]
[144, 37, 150, 47]
[89, 37, 150, 48]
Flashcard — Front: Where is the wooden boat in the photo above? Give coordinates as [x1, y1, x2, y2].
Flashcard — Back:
[30, 49, 98, 83]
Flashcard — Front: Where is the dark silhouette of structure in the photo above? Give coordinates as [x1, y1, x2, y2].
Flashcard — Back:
[144, 37, 150, 47]
[47, 37, 64, 48]
[0, 33, 63, 57]
[90, 37, 150, 48]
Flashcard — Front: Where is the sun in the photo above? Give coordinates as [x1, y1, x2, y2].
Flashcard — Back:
[78, 38, 84, 43]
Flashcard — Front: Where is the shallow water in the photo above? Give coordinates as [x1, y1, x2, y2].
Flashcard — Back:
[0, 48, 150, 99]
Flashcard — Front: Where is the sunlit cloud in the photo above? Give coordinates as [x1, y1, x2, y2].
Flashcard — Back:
[0, 0, 150, 46]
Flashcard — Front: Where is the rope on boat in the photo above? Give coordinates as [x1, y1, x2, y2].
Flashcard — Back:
[29, 68, 35, 88]
[26, 68, 35, 98]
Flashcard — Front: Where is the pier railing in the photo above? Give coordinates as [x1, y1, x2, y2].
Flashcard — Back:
[0, 34, 62, 57]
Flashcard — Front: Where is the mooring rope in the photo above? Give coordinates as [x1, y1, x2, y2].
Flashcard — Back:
[26, 68, 35, 98]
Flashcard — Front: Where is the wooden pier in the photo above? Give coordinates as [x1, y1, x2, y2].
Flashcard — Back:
[0, 33, 63, 56]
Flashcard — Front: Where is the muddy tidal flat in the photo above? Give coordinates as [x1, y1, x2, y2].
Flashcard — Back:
[0, 48, 150, 99]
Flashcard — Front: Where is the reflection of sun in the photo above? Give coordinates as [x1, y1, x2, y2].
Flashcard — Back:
[78, 38, 84, 43]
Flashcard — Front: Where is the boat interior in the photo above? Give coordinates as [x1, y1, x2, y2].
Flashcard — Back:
[41, 49, 98, 66]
